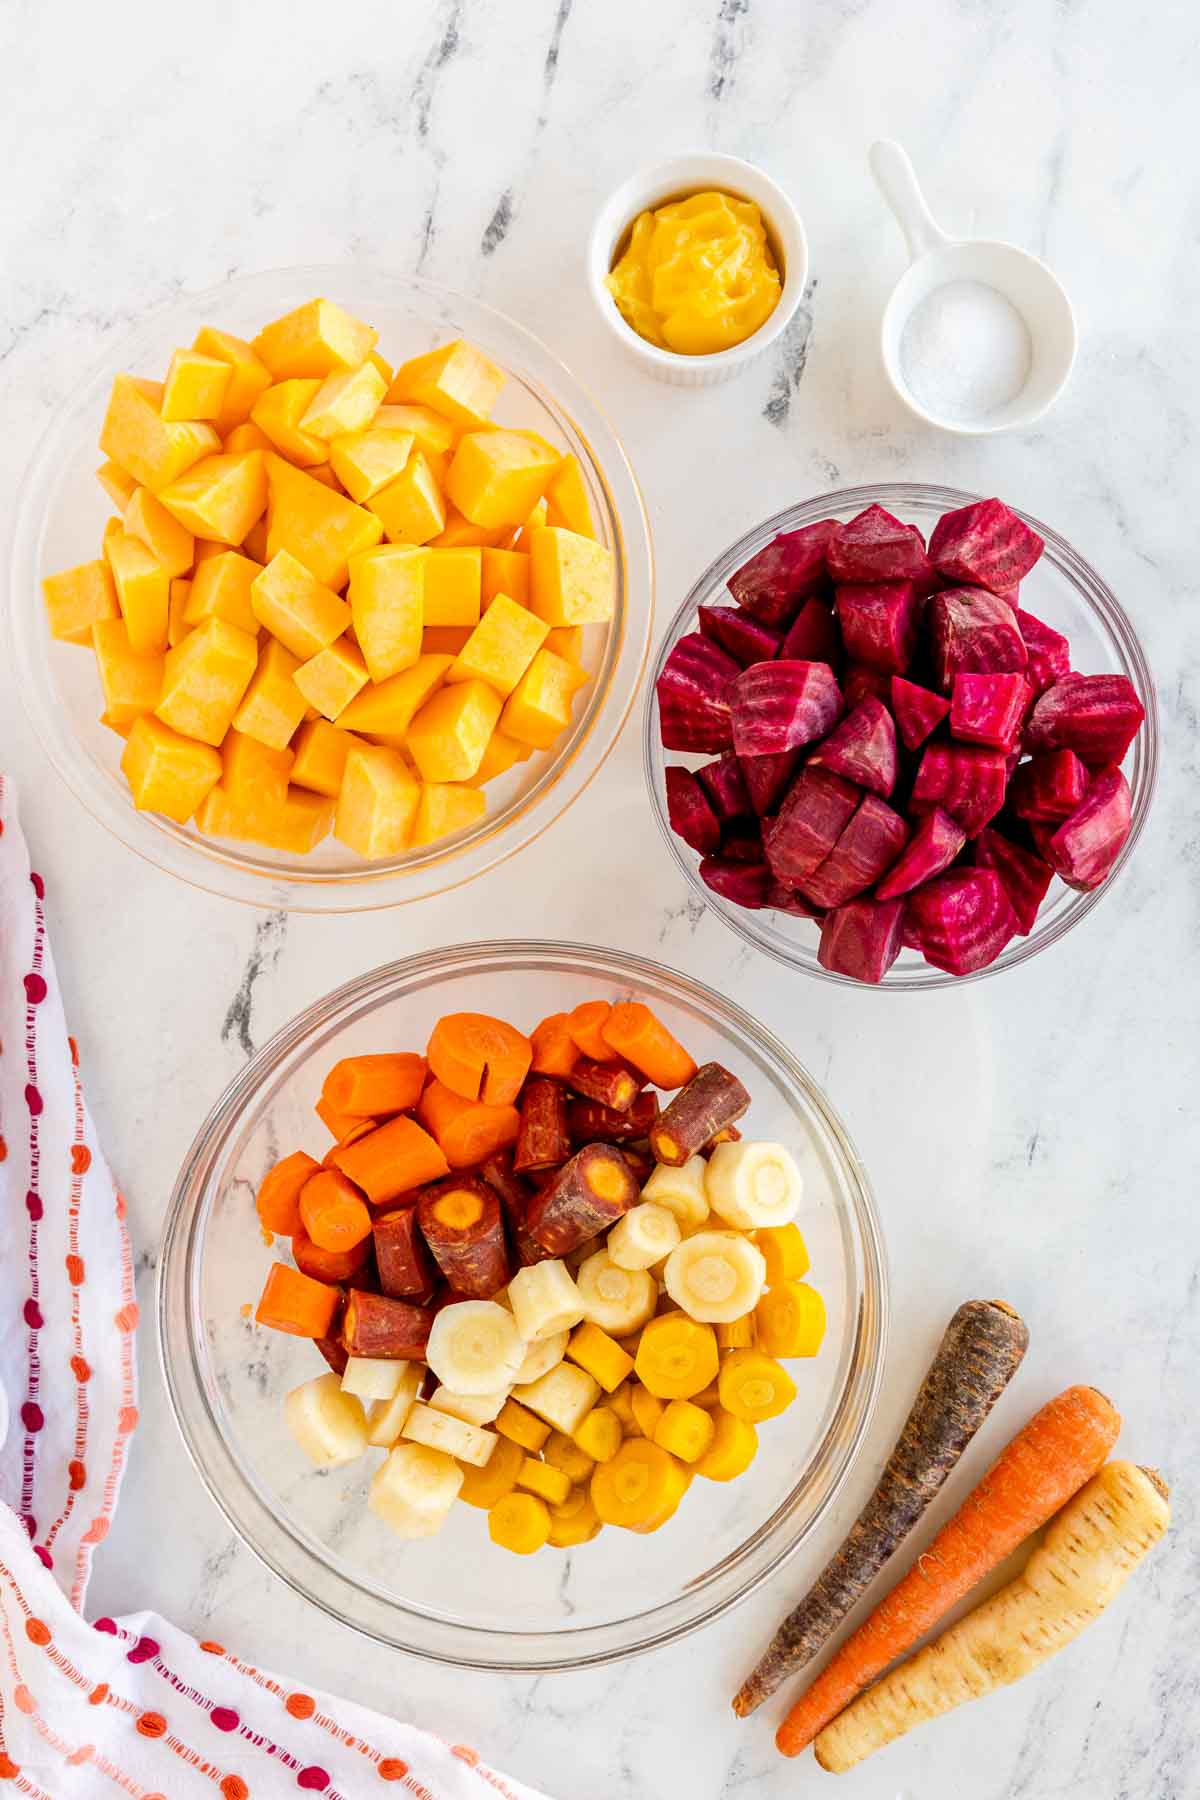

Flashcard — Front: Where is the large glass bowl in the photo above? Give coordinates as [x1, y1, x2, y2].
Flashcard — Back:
[158, 941, 887, 1671]
[645, 482, 1158, 988]
[9, 267, 653, 911]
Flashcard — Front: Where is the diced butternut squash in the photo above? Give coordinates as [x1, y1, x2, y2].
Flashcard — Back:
[184, 549, 261, 637]
[329, 427, 415, 503]
[334, 745, 421, 859]
[223, 421, 274, 455]
[347, 545, 426, 682]
[465, 729, 533, 786]
[447, 593, 548, 696]
[545, 453, 595, 538]
[387, 339, 505, 431]
[250, 549, 349, 659]
[406, 680, 501, 782]
[367, 450, 446, 545]
[290, 718, 361, 797]
[446, 430, 559, 529]
[500, 648, 589, 749]
[251, 379, 329, 466]
[481, 548, 530, 608]
[91, 619, 163, 726]
[299, 361, 387, 440]
[123, 486, 194, 578]
[158, 451, 268, 545]
[264, 455, 383, 589]
[427, 506, 508, 549]
[222, 729, 293, 811]
[168, 579, 191, 647]
[509, 496, 548, 549]
[294, 636, 369, 721]
[528, 525, 615, 626]
[410, 782, 487, 846]
[233, 637, 308, 749]
[42, 560, 118, 645]
[99, 374, 220, 492]
[97, 459, 138, 509]
[422, 625, 473, 655]
[155, 617, 258, 745]
[545, 624, 585, 664]
[161, 348, 231, 422]
[198, 784, 333, 853]
[242, 516, 270, 562]
[104, 529, 170, 654]
[120, 715, 222, 822]
[335, 654, 452, 745]
[374, 402, 456, 458]
[253, 299, 378, 380]
[192, 327, 273, 433]
[369, 349, 394, 385]
[424, 547, 482, 627]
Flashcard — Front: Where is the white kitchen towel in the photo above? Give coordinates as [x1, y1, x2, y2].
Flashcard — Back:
[0, 777, 548, 1800]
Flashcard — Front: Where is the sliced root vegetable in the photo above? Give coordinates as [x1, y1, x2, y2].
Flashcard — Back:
[514, 1360, 602, 1435]
[795, 793, 908, 911]
[566, 1089, 659, 1145]
[972, 828, 1054, 933]
[256, 1262, 340, 1339]
[341, 1355, 411, 1402]
[515, 1327, 569, 1386]
[705, 1141, 803, 1230]
[1009, 748, 1090, 822]
[842, 662, 893, 708]
[697, 603, 783, 666]
[696, 752, 753, 822]
[528, 1011, 579, 1079]
[566, 999, 617, 1061]
[910, 742, 1008, 838]
[256, 1150, 320, 1236]
[727, 521, 837, 626]
[489, 1489, 551, 1554]
[601, 1000, 698, 1090]
[640, 1154, 710, 1230]
[342, 1289, 435, 1360]
[364, 1362, 424, 1446]
[665, 765, 721, 854]
[525, 1143, 640, 1256]
[875, 807, 967, 902]
[591, 1438, 689, 1532]
[285, 1372, 369, 1467]
[576, 1249, 657, 1336]
[513, 1077, 572, 1173]
[817, 897, 905, 983]
[780, 596, 841, 665]
[656, 631, 740, 752]
[291, 1228, 371, 1286]
[807, 696, 898, 796]
[1017, 607, 1070, 692]
[567, 1057, 642, 1113]
[372, 1206, 436, 1299]
[718, 1347, 796, 1421]
[890, 676, 950, 751]
[458, 1432, 524, 1507]
[1024, 674, 1146, 767]
[402, 1399, 496, 1467]
[648, 1063, 750, 1168]
[762, 767, 860, 885]
[417, 1078, 520, 1170]
[1039, 765, 1132, 891]
[904, 868, 1019, 975]
[607, 1203, 682, 1271]
[369, 1442, 463, 1538]
[567, 1321, 636, 1392]
[949, 672, 1031, 749]
[426, 1011, 533, 1106]
[298, 1168, 372, 1254]
[699, 853, 772, 909]
[321, 1052, 426, 1118]
[329, 1113, 449, 1206]
[417, 1175, 510, 1296]
[928, 498, 1045, 595]
[834, 581, 918, 675]
[426, 1298, 525, 1394]
[826, 505, 931, 585]
[508, 1260, 586, 1342]
[634, 1314, 719, 1401]
[664, 1231, 766, 1324]
[730, 660, 843, 757]
[740, 745, 802, 815]
[926, 587, 1029, 692]
[755, 1280, 825, 1358]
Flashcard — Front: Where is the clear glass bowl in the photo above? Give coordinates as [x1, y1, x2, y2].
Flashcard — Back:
[158, 941, 887, 1671]
[9, 267, 653, 911]
[645, 482, 1158, 989]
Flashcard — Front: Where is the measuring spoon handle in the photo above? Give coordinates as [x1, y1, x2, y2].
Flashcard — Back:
[869, 139, 952, 262]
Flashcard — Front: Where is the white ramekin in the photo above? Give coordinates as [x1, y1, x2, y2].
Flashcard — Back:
[587, 152, 809, 388]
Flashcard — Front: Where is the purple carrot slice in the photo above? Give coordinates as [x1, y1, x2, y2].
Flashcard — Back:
[656, 632, 741, 751]
[698, 854, 772, 909]
[1040, 765, 1132, 890]
[728, 520, 838, 626]
[781, 597, 841, 666]
[875, 807, 967, 900]
[697, 604, 783, 666]
[817, 897, 906, 983]
[1009, 750, 1090, 823]
[697, 752, 752, 821]
[1023, 674, 1145, 767]
[730, 659, 844, 756]
[904, 869, 1019, 975]
[891, 676, 951, 751]
[763, 766, 861, 883]
[796, 794, 909, 910]
[664, 766, 721, 854]
[927, 587, 1029, 691]
[910, 742, 1008, 837]
[808, 696, 898, 797]
[826, 504, 932, 584]
[835, 580, 919, 675]
[949, 672, 1032, 750]
[766, 879, 824, 919]
[842, 663, 894, 708]
[1016, 608, 1071, 693]
[973, 828, 1054, 932]
[928, 498, 1045, 595]
[740, 746, 803, 815]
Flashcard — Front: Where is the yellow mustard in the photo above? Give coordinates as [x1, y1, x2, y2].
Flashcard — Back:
[606, 190, 782, 355]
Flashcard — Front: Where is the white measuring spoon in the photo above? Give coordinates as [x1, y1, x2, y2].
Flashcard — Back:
[870, 138, 1076, 435]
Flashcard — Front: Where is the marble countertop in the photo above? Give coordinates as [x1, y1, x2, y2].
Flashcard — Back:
[2, 1, 1196, 1794]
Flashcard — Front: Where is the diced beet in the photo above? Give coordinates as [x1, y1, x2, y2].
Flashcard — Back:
[721, 824, 765, 862]
[973, 828, 1054, 933]
[780, 596, 841, 665]
[843, 662, 894, 708]
[698, 854, 771, 909]
[728, 520, 837, 626]
[697, 605, 782, 666]
[891, 676, 951, 750]
[1023, 674, 1145, 768]
[826, 504, 932, 584]
[762, 766, 860, 883]
[696, 752, 751, 821]
[900, 910, 925, 952]
[928, 498, 1045, 595]
[993, 585, 1020, 612]
[910, 742, 1008, 837]
[903, 869, 1019, 975]
[766, 879, 823, 919]
[808, 697, 898, 797]
[656, 633, 741, 752]
[835, 580, 918, 675]
[1009, 750, 1090, 823]
[817, 897, 906, 983]
[927, 588, 1029, 691]
[730, 660, 843, 756]
[1017, 609, 1071, 693]
[875, 807, 967, 900]
[1040, 766, 1132, 891]
[949, 673, 1032, 749]
[664, 766, 720, 854]
[797, 794, 908, 909]
[739, 747, 802, 815]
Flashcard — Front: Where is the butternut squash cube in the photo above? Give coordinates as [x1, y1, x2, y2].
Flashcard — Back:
[120, 715, 222, 822]
[411, 782, 487, 846]
[264, 455, 383, 590]
[427, 506, 507, 549]
[334, 745, 421, 859]
[446, 431, 560, 530]
[329, 427, 415, 503]
[168, 579, 191, 647]
[42, 560, 118, 645]
[347, 546, 426, 682]
[481, 548, 530, 608]
[370, 350, 394, 385]
[91, 619, 163, 727]
[374, 402, 456, 458]
[223, 421, 274, 455]
[193, 539, 225, 566]
[185, 550, 261, 637]
[253, 299, 378, 380]
[192, 327, 273, 433]
[251, 380, 329, 467]
[546, 453, 596, 538]
[299, 361, 387, 440]
[290, 718, 362, 797]
[466, 729, 533, 786]
[422, 625, 473, 656]
[545, 624, 585, 664]
[367, 450, 446, 546]
[250, 549, 349, 659]
[447, 593, 548, 696]
[158, 451, 268, 545]
[124, 486, 194, 578]
[198, 785, 333, 854]
[96, 459, 137, 510]
[511, 497, 549, 549]
[335, 654, 453, 745]
[294, 636, 369, 722]
[500, 648, 589, 750]
[232, 637, 307, 749]
[242, 516, 270, 563]
[155, 617, 258, 745]
[100, 374, 219, 492]
[307, 463, 343, 490]
[104, 529, 170, 654]
[387, 339, 505, 431]
[161, 348, 231, 423]
[529, 526, 615, 625]
[222, 729, 293, 811]
[406, 680, 501, 782]
[424, 547, 481, 627]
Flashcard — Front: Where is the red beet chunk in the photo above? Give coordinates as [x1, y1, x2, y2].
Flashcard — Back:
[664, 766, 720, 854]
[781, 597, 841, 665]
[739, 746, 802, 815]
[904, 869, 1019, 975]
[927, 587, 1029, 691]
[950, 672, 1032, 749]
[973, 829, 1054, 933]
[657, 633, 741, 752]
[796, 793, 908, 909]
[835, 580, 918, 675]
[928, 498, 1045, 595]
[697, 605, 782, 666]
[1009, 750, 1090, 822]
[763, 766, 860, 883]
[730, 660, 843, 756]
[1040, 765, 1132, 891]
[817, 897, 906, 983]
[1017, 609, 1071, 693]
[891, 676, 951, 750]
[843, 663, 893, 708]
[910, 742, 1008, 837]
[720, 825, 765, 861]
[826, 504, 932, 584]
[808, 696, 898, 797]
[697, 753, 752, 821]
[1023, 674, 1145, 768]
[875, 806, 967, 900]
[698, 854, 771, 908]
[727, 520, 837, 626]
[766, 880, 823, 918]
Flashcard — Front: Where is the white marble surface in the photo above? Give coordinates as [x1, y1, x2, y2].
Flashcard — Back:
[1, 1, 1196, 1794]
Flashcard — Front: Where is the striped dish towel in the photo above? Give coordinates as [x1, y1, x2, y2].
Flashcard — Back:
[0, 777, 548, 1800]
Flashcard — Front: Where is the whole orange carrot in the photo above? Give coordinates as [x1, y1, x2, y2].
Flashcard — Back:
[776, 1384, 1120, 1756]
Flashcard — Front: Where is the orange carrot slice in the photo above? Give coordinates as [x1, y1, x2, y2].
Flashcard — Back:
[426, 1012, 532, 1106]
[602, 1002, 697, 1090]
[321, 1118, 377, 1167]
[255, 1261, 339, 1338]
[315, 1093, 363, 1141]
[418, 1077, 521, 1170]
[567, 1000, 618, 1062]
[256, 1150, 320, 1236]
[529, 1011, 579, 1079]
[321, 1053, 426, 1118]
[291, 1228, 371, 1285]
[329, 1114, 450, 1206]
[298, 1169, 373, 1253]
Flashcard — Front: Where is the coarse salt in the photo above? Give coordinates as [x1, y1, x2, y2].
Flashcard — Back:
[899, 280, 1032, 424]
